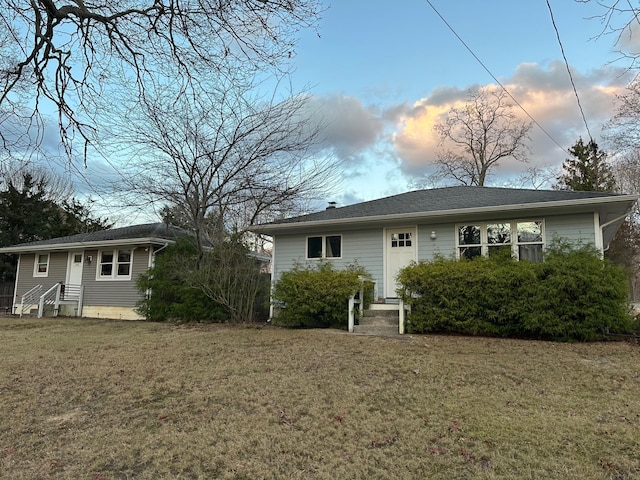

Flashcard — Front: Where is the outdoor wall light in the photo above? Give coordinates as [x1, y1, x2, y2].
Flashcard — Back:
[430, 231, 437, 240]
[86, 255, 93, 265]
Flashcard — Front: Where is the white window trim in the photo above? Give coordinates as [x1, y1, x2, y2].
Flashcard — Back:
[33, 252, 50, 278]
[96, 248, 133, 281]
[455, 220, 544, 260]
[306, 234, 343, 260]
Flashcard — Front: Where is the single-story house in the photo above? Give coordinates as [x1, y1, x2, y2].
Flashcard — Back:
[251, 186, 638, 330]
[0, 223, 193, 320]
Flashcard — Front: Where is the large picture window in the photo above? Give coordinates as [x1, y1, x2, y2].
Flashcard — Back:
[457, 220, 543, 261]
[33, 253, 49, 277]
[307, 235, 342, 259]
[98, 249, 132, 280]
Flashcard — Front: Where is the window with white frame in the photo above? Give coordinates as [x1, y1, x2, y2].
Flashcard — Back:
[516, 221, 544, 262]
[98, 249, 132, 280]
[457, 220, 543, 261]
[306, 235, 342, 259]
[33, 253, 49, 277]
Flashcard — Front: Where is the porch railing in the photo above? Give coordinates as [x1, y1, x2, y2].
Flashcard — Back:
[21, 283, 84, 318]
[348, 277, 377, 333]
[20, 285, 42, 317]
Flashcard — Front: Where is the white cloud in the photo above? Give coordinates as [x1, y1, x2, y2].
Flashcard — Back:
[390, 62, 633, 184]
[303, 94, 384, 160]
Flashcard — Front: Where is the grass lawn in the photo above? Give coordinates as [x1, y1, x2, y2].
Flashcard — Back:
[0, 318, 639, 480]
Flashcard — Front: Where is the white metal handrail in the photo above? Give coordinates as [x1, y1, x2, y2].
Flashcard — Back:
[20, 285, 42, 317]
[38, 283, 61, 318]
[348, 277, 376, 333]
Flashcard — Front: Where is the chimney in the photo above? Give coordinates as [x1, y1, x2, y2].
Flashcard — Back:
[326, 201, 337, 210]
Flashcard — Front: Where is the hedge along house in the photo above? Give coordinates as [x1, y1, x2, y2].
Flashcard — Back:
[251, 186, 639, 334]
[0, 223, 194, 320]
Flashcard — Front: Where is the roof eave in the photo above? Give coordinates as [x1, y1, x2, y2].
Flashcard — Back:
[0, 237, 175, 254]
[251, 195, 639, 235]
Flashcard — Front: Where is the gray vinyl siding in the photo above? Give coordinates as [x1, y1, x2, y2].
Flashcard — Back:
[14, 246, 152, 309]
[273, 229, 384, 286]
[418, 223, 457, 260]
[14, 251, 69, 300]
[81, 247, 150, 308]
[270, 212, 604, 300]
[545, 213, 596, 245]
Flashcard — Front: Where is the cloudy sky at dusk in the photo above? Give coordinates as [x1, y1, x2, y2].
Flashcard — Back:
[64, 0, 639, 223]
[282, 0, 637, 208]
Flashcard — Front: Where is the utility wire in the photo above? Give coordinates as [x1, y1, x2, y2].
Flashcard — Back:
[424, 0, 566, 153]
[546, 0, 593, 141]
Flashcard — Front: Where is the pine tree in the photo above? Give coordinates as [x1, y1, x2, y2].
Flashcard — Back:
[0, 173, 111, 281]
[556, 138, 617, 192]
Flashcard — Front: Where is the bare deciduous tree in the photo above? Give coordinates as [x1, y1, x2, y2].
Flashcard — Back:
[607, 152, 640, 301]
[0, 0, 322, 161]
[605, 81, 640, 152]
[112, 79, 337, 260]
[578, 0, 640, 73]
[429, 89, 532, 186]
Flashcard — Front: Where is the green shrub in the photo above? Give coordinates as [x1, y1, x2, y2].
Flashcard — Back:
[136, 238, 227, 322]
[524, 241, 632, 341]
[398, 241, 632, 341]
[272, 262, 372, 329]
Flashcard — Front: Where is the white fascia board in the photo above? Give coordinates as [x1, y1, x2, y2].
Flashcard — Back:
[252, 195, 639, 235]
[0, 237, 174, 254]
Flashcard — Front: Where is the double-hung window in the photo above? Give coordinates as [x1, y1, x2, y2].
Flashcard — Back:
[98, 249, 132, 280]
[516, 221, 543, 262]
[33, 253, 49, 277]
[307, 235, 342, 259]
[457, 220, 543, 261]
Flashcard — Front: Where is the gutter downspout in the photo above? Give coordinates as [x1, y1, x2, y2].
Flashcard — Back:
[601, 211, 633, 252]
[151, 243, 169, 267]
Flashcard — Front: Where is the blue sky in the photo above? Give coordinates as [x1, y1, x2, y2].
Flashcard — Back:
[276, 0, 636, 207]
[72, 0, 637, 223]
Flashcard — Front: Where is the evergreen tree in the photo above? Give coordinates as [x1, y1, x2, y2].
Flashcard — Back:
[0, 173, 111, 281]
[556, 138, 617, 192]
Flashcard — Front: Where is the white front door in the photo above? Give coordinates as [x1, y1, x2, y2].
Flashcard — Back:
[385, 228, 416, 298]
[66, 251, 84, 298]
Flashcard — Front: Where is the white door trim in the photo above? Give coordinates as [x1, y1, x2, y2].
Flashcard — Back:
[66, 250, 84, 286]
[383, 226, 417, 298]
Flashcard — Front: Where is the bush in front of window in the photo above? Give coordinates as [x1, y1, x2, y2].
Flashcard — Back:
[136, 238, 228, 322]
[398, 241, 632, 341]
[272, 261, 372, 329]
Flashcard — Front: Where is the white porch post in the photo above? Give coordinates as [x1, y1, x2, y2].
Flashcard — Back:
[398, 297, 405, 335]
[348, 294, 355, 333]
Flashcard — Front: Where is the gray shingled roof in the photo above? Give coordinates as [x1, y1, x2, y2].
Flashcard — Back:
[263, 186, 624, 225]
[0, 223, 192, 250]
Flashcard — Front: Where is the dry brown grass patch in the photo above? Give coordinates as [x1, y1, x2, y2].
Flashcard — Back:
[0, 318, 638, 479]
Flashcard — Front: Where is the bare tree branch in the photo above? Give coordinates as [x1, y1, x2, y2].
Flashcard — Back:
[108, 79, 337, 259]
[429, 89, 532, 186]
[0, 0, 322, 163]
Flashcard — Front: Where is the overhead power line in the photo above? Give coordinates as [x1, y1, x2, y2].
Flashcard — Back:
[423, 0, 566, 153]
[545, 0, 593, 141]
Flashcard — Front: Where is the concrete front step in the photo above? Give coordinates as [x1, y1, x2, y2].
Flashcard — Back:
[363, 309, 399, 318]
[359, 315, 398, 326]
[352, 304, 402, 335]
[352, 324, 399, 336]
